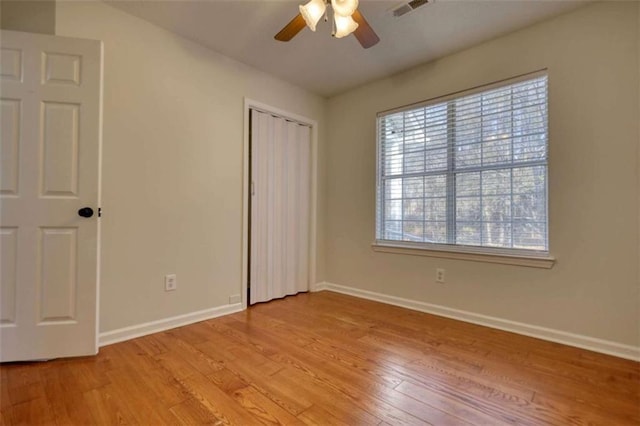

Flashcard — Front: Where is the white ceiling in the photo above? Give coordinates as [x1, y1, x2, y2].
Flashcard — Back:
[106, 0, 588, 97]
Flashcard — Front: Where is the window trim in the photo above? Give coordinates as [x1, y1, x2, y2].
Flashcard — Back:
[371, 241, 555, 269]
[374, 70, 552, 265]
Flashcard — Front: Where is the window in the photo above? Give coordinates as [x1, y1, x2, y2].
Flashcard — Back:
[376, 73, 548, 255]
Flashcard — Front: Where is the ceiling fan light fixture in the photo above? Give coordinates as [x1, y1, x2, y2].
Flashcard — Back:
[333, 14, 359, 38]
[331, 0, 359, 17]
[299, 0, 326, 32]
[275, 0, 379, 48]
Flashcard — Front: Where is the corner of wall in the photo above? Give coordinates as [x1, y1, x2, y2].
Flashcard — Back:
[1, 0, 56, 34]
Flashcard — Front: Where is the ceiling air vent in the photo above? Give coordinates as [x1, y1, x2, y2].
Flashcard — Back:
[392, 0, 431, 18]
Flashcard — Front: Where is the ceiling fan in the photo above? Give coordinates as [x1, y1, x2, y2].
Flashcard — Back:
[274, 0, 380, 49]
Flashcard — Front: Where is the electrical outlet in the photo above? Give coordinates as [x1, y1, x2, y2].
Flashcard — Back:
[165, 274, 177, 291]
[436, 268, 445, 283]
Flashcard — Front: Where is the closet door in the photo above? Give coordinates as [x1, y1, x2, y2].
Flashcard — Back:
[250, 110, 310, 305]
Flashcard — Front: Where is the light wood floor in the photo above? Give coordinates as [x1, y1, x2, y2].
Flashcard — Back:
[1, 291, 639, 425]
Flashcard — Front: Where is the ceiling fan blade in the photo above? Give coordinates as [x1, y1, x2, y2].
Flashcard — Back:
[274, 13, 307, 42]
[352, 10, 380, 49]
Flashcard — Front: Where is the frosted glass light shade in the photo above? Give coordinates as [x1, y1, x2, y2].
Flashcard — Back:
[331, 0, 358, 17]
[333, 14, 359, 38]
[299, 0, 326, 32]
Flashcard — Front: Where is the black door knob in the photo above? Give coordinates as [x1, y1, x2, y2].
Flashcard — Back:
[78, 207, 94, 218]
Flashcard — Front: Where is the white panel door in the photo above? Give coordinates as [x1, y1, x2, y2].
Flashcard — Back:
[250, 110, 310, 305]
[0, 30, 102, 361]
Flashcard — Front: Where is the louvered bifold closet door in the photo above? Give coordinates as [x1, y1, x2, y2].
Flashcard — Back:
[250, 110, 311, 305]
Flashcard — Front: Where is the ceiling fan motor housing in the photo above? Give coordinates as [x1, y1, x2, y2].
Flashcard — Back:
[332, 0, 359, 17]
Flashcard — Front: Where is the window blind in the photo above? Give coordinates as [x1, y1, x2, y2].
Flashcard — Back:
[376, 74, 548, 253]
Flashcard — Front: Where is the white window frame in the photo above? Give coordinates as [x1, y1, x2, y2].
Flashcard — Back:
[373, 71, 555, 268]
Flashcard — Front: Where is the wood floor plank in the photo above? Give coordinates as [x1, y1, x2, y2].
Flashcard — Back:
[40, 367, 98, 425]
[271, 366, 382, 425]
[374, 386, 470, 426]
[177, 371, 269, 425]
[49, 360, 109, 394]
[393, 349, 554, 424]
[134, 334, 172, 357]
[297, 404, 353, 426]
[476, 351, 640, 417]
[169, 397, 222, 425]
[167, 322, 219, 346]
[136, 366, 190, 407]
[231, 385, 304, 425]
[4, 397, 54, 426]
[101, 340, 158, 372]
[4, 363, 45, 408]
[82, 386, 139, 426]
[166, 337, 227, 376]
[105, 368, 181, 424]
[395, 379, 517, 425]
[0, 368, 10, 412]
[1, 291, 637, 425]
[195, 341, 312, 416]
[237, 331, 424, 425]
[218, 325, 424, 425]
[531, 389, 640, 425]
[207, 367, 250, 394]
[5, 363, 42, 388]
[5, 382, 43, 407]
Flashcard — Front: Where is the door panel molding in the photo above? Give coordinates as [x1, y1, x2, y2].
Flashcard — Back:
[0, 30, 102, 362]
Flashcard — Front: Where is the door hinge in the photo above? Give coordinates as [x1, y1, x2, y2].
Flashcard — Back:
[98, 207, 102, 217]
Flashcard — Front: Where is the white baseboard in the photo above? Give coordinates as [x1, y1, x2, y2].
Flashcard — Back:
[310, 282, 329, 292]
[313, 281, 640, 362]
[98, 303, 243, 347]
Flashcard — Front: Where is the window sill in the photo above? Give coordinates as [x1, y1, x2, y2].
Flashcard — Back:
[371, 242, 555, 269]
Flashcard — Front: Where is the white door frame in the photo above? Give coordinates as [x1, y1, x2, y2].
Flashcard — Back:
[242, 98, 318, 309]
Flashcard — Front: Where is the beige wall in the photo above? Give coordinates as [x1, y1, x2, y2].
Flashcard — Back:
[326, 1, 640, 347]
[55, 1, 326, 333]
[49, 0, 640, 348]
[1, 0, 55, 34]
